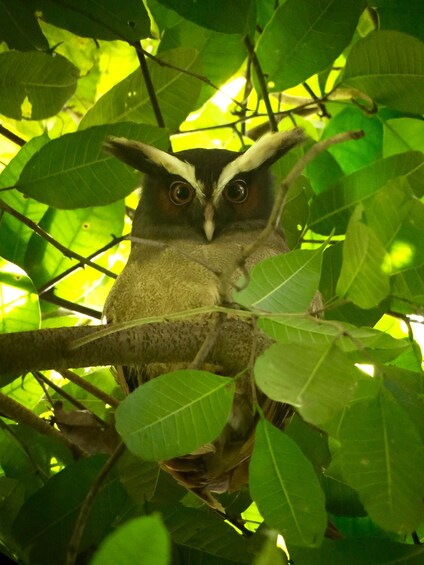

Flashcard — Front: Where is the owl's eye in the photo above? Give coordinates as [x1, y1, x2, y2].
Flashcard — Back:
[169, 181, 194, 205]
[224, 180, 248, 203]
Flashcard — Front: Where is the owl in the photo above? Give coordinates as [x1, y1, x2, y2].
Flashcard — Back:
[103, 129, 306, 509]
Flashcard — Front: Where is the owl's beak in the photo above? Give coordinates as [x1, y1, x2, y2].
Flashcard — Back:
[203, 202, 215, 241]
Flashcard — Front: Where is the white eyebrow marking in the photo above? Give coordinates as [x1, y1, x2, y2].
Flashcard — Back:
[127, 141, 208, 200]
[214, 130, 304, 203]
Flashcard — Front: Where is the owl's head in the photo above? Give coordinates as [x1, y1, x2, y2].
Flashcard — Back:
[104, 129, 305, 241]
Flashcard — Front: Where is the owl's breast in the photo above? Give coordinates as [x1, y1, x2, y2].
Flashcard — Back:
[103, 227, 287, 323]
[103, 242, 221, 323]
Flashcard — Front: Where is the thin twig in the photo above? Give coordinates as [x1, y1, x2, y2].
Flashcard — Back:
[0, 198, 117, 279]
[302, 81, 330, 118]
[60, 369, 120, 409]
[37, 236, 123, 294]
[40, 290, 102, 320]
[33, 371, 107, 425]
[131, 42, 166, 129]
[0, 418, 50, 482]
[65, 442, 126, 565]
[136, 45, 246, 111]
[244, 36, 278, 132]
[0, 125, 26, 146]
[0, 391, 86, 458]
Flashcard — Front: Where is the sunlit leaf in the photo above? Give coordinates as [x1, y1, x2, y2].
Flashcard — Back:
[250, 419, 327, 546]
[0, 259, 40, 332]
[321, 105, 383, 174]
[256, 0, 365, 90]
[255, 342, 360, 430]
[80, 48, 201, 132]
[390, 264, 424, 313]
[17, 123, 168, 208]
[383, 117, 424, 157]
[259, 316, 407, 363]
[159, 20, 245, 107]
[339, 387, 424, 533]
[115, 370, 235, 461]
[341, 31, 424, 114]
[309, 151, 424, 234]
[0, 134, 50, 266]
[24, 201, 124, 290]
[91, 515, 170, 565]
[336, 205, 390, 309]
[0, 50, 79, 120]
[235, 248, 323, 312]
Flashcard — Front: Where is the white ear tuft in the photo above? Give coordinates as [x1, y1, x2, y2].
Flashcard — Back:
[216, 128, 305, 192]
[104, 137, 197, 185]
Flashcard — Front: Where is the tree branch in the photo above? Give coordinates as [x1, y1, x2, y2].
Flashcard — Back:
[0, 315, 269, 380]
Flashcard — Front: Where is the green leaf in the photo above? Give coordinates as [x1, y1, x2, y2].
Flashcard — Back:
[341, 30, 424, 114]
[382, 365, 424, 444]
[154, 0, 255, 34]
[80, 48, 201, 132]
[235, 248, 323, 312]
[289, 538, 424, 565]
[250, 419, 327, 546]
[309, 151, 424, 234]
[391, 264, 424, 313]
[159, 20, 245, 107]
[0, 0, 48, 50]
[339, 388, 424, 533]
[305, 148, 343, 195]
[24, 201, 124, 290]
[0, 259, 40, 332]
[91, 515, 170, 565]
[336, 205, 390, 309]
[0, 135, 50, 266]
[255, 342, 360, 430]
[321, 105, 383, 174]
[31, 0, 151, 41]
[256, 0, 365, 91]
[162, 505, 254, 563]
[377, 0, 424, 43]
[383, 117, 424, 157]
[17, 123, 168, 208]
[12, 455, 128, 565]
[259, 316, 407, 363]
[0, 50, 79, 120]
[115, 370, 235, 461]
[254, 535, 288, 565]
[319, 242, 387, 326]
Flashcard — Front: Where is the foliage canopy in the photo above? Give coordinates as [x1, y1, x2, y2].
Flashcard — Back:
[0, 1, 424, 564]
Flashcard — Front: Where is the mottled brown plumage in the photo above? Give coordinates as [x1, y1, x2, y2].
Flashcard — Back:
[103, 130, 305, 508]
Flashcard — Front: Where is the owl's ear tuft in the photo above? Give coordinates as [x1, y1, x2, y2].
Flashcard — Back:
[103, 136, 161, 175]
[217, 128, 306, 189]
[103, 137, 197, 184]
